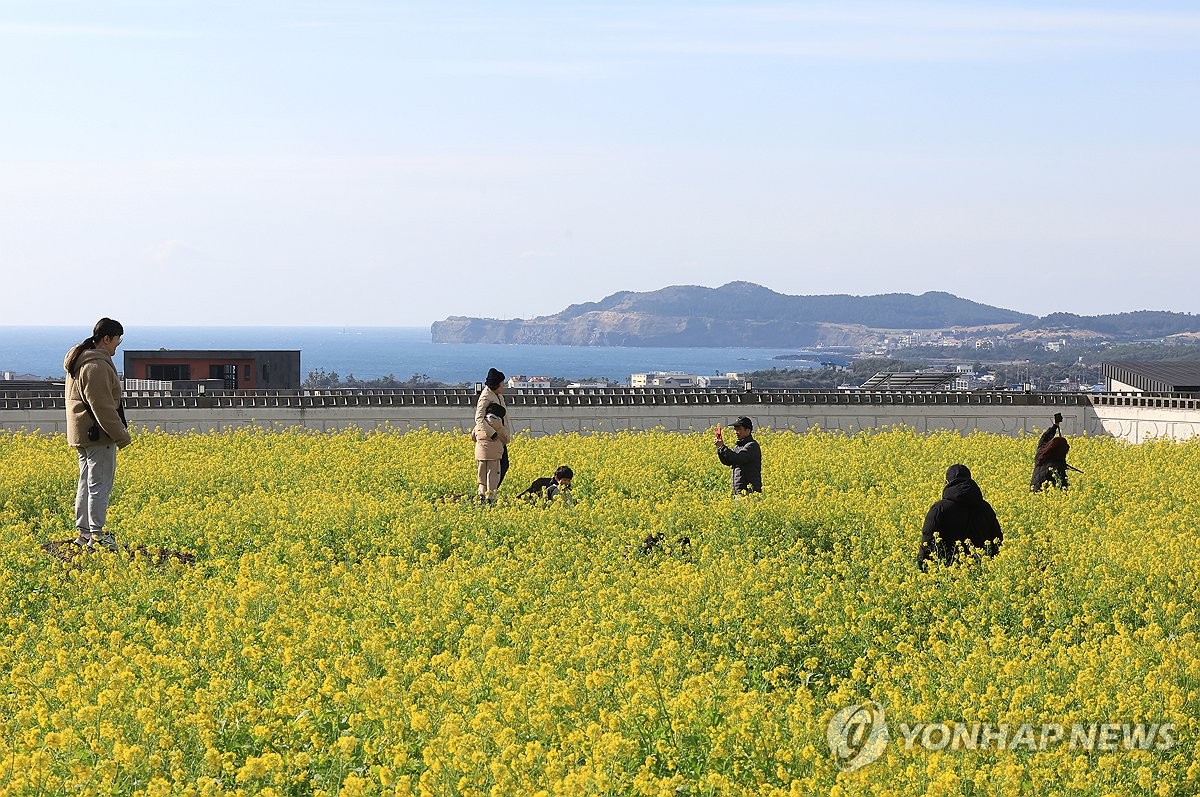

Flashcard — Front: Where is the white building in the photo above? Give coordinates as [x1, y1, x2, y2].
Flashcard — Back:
[697, 373, 746, 389]
[630, 372, 746, 388]
[630, 372, 698, 388]
[951, 374, 977, 391]
[507, 375, 554, 389]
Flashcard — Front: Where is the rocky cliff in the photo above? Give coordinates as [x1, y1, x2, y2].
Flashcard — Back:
[431, 282, 1034, 347]
[432, 313, 885, 347]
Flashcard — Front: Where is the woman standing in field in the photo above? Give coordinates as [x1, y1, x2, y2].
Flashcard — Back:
[472, 367, 510, 504]
[64, 318, 131, 551]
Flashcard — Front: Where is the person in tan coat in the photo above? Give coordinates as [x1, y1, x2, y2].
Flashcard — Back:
[64, 318, 131, 550]
[471, 368, 510, 503]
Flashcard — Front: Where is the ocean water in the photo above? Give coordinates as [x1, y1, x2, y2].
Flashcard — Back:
[0, 327, 819, 384]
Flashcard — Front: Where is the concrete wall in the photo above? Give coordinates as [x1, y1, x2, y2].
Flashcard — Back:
[1089, 405, 1200, 443]
[5, 400, 1200, 443]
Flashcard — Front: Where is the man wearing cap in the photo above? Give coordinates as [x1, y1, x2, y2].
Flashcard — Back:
[715, 416, 762, 495]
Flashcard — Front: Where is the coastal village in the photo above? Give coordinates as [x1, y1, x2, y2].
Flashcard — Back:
[504, 325, 1117, 394]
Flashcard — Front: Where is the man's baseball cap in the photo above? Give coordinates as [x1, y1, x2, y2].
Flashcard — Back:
[731, 416, 753, 430]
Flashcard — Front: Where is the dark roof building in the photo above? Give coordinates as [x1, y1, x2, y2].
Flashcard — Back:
[124, 350, 301, 390]
[1102, 361, 1200, 394]
[858, 371, 958, 391]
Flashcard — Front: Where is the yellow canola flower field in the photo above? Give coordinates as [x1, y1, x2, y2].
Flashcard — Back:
[1, 426, 1198, 796]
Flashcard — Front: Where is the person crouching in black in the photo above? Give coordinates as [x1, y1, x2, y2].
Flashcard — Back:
[917, 464, 1003, 571]
[518, 465, 574, 504]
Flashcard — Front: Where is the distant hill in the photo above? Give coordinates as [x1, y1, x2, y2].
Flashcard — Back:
[1014, 310, 1200, 340]
[431, 282, 1200, 347]
[431, 282, 1037, 347]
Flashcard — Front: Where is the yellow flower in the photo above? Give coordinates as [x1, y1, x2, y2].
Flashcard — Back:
[337, 735, 359, 757]
[0, 427, 1196, 794]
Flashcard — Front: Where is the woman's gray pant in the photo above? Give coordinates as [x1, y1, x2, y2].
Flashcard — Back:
[75, 444, 117, 535]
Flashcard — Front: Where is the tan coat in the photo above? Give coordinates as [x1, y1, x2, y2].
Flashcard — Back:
[471, 385, 510, 461]
[64, 347, 131, 449]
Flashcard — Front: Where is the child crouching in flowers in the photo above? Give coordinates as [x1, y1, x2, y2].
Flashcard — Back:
[518, 465, 575, 505]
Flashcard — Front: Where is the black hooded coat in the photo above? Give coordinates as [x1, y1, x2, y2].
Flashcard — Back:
[917, 464, 1004, 571]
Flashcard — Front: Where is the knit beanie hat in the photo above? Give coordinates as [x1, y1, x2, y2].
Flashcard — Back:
[945, 463, 971, 482]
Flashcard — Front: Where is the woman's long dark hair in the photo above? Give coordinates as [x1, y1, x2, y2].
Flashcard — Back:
[66, 318, 124, 377]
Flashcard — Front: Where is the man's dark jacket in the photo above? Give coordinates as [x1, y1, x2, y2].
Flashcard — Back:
[717, 435, 762, 494]
[917, 464, 1003, 570]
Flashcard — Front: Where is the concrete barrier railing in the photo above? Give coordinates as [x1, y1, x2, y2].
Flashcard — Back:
[0, 387, 1115, 410]
[3, 389, 1198, 442]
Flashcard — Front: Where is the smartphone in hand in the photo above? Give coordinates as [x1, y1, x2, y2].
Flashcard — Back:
[714, 424, 723, 444]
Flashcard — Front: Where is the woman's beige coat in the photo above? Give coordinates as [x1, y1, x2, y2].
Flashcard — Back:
[63, 347, 131, 449]
[472, 385, 510, 460]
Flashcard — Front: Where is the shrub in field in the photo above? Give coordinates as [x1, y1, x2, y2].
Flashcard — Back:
[0, 427, 1197, 795]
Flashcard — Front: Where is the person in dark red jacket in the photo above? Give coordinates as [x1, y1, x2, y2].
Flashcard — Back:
[917, 464, 1003, 571]
[1031, 413, 1071, 491]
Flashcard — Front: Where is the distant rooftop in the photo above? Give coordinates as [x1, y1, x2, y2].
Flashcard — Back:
[0, 379, 61, 391]
[1102, 361, 1200, 394]
[858, 371, 958, 391]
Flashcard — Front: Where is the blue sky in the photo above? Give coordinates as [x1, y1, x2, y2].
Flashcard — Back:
[2, 1, 1197, 327]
